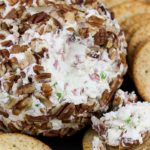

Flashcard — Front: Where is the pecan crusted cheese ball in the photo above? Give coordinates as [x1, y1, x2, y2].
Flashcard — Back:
[0, 0, 127, 136]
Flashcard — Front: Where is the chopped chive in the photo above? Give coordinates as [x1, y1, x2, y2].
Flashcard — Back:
[125, 117, 131, 124]
[56, 92, 62, 100]
[100, 71, 107, 80]
[35, 104, 40, 107]
[53, 82, 58, 88]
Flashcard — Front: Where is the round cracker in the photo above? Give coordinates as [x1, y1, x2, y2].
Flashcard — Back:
[102, 0, 149, 8]
[83, 129, 106, 150]
[121, 13, 150, 34]
[133, 39, 150, 102]
[126, 19, 150, 42]
[0, 133, 52, 150]
[103, 0, 133, 8]
[83, 129, 98, 150]
[111, 1, 150, 23]
[128, 23, 150, 68]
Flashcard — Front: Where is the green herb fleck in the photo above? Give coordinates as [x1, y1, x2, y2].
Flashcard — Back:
[125, 117, 131, 124]
[7, 95, 12, 100]
[53, 82, 58, 88]
[56, 92, 62, 100]
[100, 71, 107, 80]
[35, 104, 40, 107]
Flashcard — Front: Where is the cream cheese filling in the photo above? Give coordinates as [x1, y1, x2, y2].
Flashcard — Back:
[92, 102, 150, 147]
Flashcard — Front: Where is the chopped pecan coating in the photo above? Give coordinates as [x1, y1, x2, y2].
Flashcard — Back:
[29, 12, 50, 24]
[0, 49, 10, 59]
[25, 115, 49, 123]
[1, 40, 13, 47]
[94, 28, 108, 46]
[12, 97, 32, 115]
[3, 82, 13, 92]
[0, 63, 6, 77]
[5, 8, 18, 19]
[33, 65, 44, 74]
[87, 16, 104, 27]
[35, 73, 51, 82]
[41, 83, 52, 98]
[0, 34, 5, 40]
[84, 0, 97, 4]
[34, 92, 52, 108]
[17, 83, 35, 95]
[0, 107, 9, 118]
[18, 23, 30, 34]
[10, 45, 29, 54]
[57, 103, 75, 120]
[79, 28, 89, 38]
[71, 0, 84, 4]
[8, 0, 19, 6]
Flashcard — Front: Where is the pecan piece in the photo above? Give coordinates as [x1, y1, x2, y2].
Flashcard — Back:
[35, 73, 51, 82]
[84, 0, 97, 4]
[8, 0, 19, 6]
[56, 4, 75, 13]
[100, 77, 123, 109]
[33, 65, 44, 74]
[10, 45, 29, 54]
[17, 83, 35, 95]
[3, 82, 13, 92]
[57, 103, 75, 120]
[1, 40, 13, 47]
[29, 12, 50, 24]
[8, 122, 21, 133]
[71, 0, 83, 4]
[18, 23, 30, 34]
[0, 34, 5, 40]
[0, 49, 10, 59]
[79, 28, 89, 38]
[34, 92, 52, 108]
[94, 28, 108, 46]
[0, 63, 6, 77]
[25, 115, 49, 123]
[87, 16, 104, 27]
[5, 8, 18, 19]
[41, 83, 52, 98]
[0, 106, 9, 118]
[5, 57, 19, 71]
[12, 97, 32, 115]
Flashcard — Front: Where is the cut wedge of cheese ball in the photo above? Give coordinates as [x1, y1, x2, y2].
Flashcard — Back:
[0, 1, 127, 136]
[111, 1, 150, 23]
[0, 133, 52, 150]
[133, 40, 150, 102]
[83, 89, 137, 150]
[92, 100, 150, 150]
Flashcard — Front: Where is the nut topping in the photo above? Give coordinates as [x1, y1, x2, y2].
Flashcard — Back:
[10, 45, 29, 54]
[87, 16, 104, 27]
[29, 12, 50, 24]
[12, 97, 32, 115]
[41, 83, 52, 98]
[1, 40, 13, 47]
[94, 28, 108, 46]
[8, 0, 19, 6]
[35, 73, 51, 82]
[17, 83, 35, 95]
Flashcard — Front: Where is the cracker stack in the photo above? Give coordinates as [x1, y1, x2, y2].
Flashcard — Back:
[104, 0, 150, 103]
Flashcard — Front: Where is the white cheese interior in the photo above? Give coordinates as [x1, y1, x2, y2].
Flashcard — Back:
[93, 102, 150, 146]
